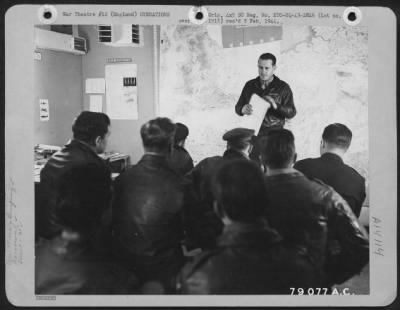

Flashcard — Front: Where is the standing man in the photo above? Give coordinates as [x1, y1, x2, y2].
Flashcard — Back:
[235, 53, 296, 161]
[294, 123, 366, 217]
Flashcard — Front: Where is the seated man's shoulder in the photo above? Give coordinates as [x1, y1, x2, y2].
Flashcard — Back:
[114, 162, 177, 187]
[342, 163, 365, 182]
[294, 157, 318, 169]
[195, 156, 223, 170]
[132, 160, 184, 181]
[51, 142, 99, 164]
[305, 175, 335, 193]
[42, 151, 102, 179]
[306, 176, 357, 214]
[299, 173, 342, 202]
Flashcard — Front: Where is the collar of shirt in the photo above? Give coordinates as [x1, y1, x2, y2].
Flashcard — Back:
[143, 151, 166, 158]
[321, 152, 344, 163]
[258, 75, 275, 90]
[69, 139, 99, 157]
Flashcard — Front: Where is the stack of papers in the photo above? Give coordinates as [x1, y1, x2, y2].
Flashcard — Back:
[238, 94, 271, 134]
[99, 152, 129, 162]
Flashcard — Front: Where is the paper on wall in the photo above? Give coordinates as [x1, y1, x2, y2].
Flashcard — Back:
[105, 64, 138, 120]
[85, 78, 105, 94]
[238, 94, 270, 134]
[89, 95, 103, 112]
[39, 99, 49, 121]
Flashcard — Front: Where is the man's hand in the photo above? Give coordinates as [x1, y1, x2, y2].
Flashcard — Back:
[264, 95, 278, 109]
[241, 104, 253, 115]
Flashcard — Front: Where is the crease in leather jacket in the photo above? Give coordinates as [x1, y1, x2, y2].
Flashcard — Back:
[38, 139, 110, 239]
[264, 170, 369, 286]
[178, 221, 323, 294]
[235, 75, 296, 134]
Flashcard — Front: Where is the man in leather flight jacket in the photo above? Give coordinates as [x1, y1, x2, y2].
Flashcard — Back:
[112, 118, 190, 293]
[36, 163, 139, 294]
[235, 53, 296, 162]
[38, 111, 111, 240]
[261, 129, 369, 288]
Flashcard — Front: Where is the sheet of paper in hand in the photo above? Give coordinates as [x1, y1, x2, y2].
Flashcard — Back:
[4, 3, 397, 308]
[238, 94, 270, 134]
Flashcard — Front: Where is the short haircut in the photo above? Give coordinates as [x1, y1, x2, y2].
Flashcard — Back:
[72, 111, 110, 144]
[55, 163, 112, 232]
[213, 160, 267, 222]
[322, 123, 352, 149]
[140, 117, 176, 152]
[174, 122, 189, 145]
[259, 53, 277, 66]
[260, 129, 296, 169]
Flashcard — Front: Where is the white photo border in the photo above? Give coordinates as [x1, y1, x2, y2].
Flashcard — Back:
[4, 4, 397, 307]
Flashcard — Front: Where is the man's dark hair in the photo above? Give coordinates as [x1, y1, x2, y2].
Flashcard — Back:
[227, 139, 252, 152]
[213, 160, 267, 222]
[140, 117, 176, 153]
[322, 123, 352, 149]
[55, 163, 112, 232]
[260, 129, 296, 169]
[72, 111, 110, 145]
[259, 53, 277, 66]
[174, 122, 189, 145]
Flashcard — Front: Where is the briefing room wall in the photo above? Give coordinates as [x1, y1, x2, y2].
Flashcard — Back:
[80, 25, 157, 165]
[34, 48, 84, 147]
